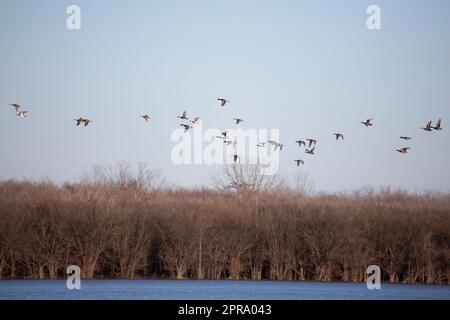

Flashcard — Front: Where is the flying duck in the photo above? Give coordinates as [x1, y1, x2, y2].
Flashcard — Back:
[216, 131, 228, 139]
[307, 139, 317, 148]
[190, 117, 200, 124]
[224, 140, 237, 147]
[217, 98, 230, 107]
[361, 119, 373, 127]
[177, 111, 188, 120]
[274, 143, 284, 151]
[256, 142, 266, 147]
[294, 159, 304, 167]
[432, 118, 443, 131]
[421, 121, 432, 132]
[180, 124, 193, 133]
[396, 147, 411, 154]
[9, 103, 21, 112]
[74, 117, 85, 126]
[16, 111, 28, 118]
[140, 114, 151, 122]
[305, 146, 315, 155]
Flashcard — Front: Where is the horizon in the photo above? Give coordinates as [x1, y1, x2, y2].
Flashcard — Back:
[1, 163, 449, 197]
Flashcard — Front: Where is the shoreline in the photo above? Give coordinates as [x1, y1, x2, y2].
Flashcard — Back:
[1, 278, 448, 287]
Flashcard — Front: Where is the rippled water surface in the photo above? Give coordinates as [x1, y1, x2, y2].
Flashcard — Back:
[0, 280, 449, 300]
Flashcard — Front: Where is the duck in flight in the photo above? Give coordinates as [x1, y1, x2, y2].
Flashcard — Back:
[217, 98, 230, 107]
[334, 133, 344, 140]
[274, 143, 284, 151]
[421, 121, 432, 132]
[295, 140, 306, 147]
[361, 119, 373, 127]
[400, 136, 412, 140]
[432, 118, 443, 131]
[266, 140, 283, 150]
[224, 140, 237, 147]
[180, 124, 193, 133]
[307, 139, 317, 148]
[190, 117, 200, 124]
[294, 159, 304, 167]
[16, 111, 28, 118]
[396, 147, 411, 154]
[74, 117, 84, 126]
[140, 114, 151, 122]
[177, 111, 188, 120]
[256, 142, 266, 147]
[233, 118, 244, 125]
[305, 146, 315, 155]
[216, 131, 228, 139]
[74, 117, 92, 126]
[9, 103, 21, 112]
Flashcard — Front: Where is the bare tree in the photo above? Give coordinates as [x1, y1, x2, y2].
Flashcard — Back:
[156, 210, 198, 279]
[0, 210, 25, 279]
[263, 211, 297, 280]
[0, 173, 449, 284]
[26, 203, 67, 279]
[65, 200, 112, 279]
[301, 213, 343, 281]
[291, 171, 314, 196]
[222, 218, 252, 279]
[202, 226, 228, 279]
[110, 211, 153, 279]
[83, 161, 165, 193]
[212, 164, 283, 194]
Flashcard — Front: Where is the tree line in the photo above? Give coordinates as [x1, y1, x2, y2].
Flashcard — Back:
[0, 163, 448, 284]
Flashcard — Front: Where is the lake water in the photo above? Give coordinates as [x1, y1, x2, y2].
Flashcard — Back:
[0, 280, 449, 300]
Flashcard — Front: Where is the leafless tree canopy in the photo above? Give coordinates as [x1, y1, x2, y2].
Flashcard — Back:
[82, 161, 165, 192]
[0, 164, 449, 284]
[291, 171, 315, 196]
[212, 164, 284, 194]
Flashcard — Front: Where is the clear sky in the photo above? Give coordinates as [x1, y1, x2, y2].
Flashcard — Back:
[1, 0, 449, 192]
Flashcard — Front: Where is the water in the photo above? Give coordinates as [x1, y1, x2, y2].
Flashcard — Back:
[0, 280, 449, 300]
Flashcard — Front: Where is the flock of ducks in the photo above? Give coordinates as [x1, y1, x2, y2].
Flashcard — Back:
[422, 119, 443, 132]
[7, 100, 444, 167]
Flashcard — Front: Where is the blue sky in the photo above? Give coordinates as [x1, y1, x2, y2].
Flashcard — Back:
[1, 0, 449, 192]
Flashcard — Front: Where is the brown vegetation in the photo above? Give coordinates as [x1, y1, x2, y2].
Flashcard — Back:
[0, 163, 448, 284]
